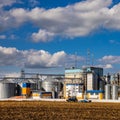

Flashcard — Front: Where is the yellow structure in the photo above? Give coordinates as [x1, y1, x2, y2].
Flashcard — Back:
[76, 93, 84, 100]
[22, 83, 31, 97]
[22, 88, 30, 95]
[86, 90, 104, 100]
[99, 93, 104, 100]
[32, 93, 40, 97]
[32, 92, 40, 99]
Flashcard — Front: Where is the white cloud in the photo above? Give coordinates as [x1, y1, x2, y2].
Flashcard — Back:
[10, 0, 120, 41]
[10, 8, 28, 24]
[31, 29, 55, 42]
[97, 64, 113, 69]
[0, 46, 84, 68]
[25, 50, 67, 68]
[48, 51, 66, 67]
[0, 0, 17, 8]
[0, 46, 24, 66]
[104, 3, 120, 29]
[0, 35, 6, 39]
[105, 64, 113, 69]
[1, 0, 120, 42]
[99, 55, 120, 64]
[0, 34, 17, 40]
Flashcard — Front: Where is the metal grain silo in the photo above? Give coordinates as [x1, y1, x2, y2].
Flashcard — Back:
[0, 83, 16, 99]
[112, 85, 118, 100]
[41, 79, 63, 98]
[42, 80, 57, 92]
[105, 84, 111, 99]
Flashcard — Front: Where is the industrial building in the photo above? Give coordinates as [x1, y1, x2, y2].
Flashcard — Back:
[64, 68, 85, 99]
[64, 67, 105, 100]
[0, 70, 64, 99]
[0, 67, 120, 101]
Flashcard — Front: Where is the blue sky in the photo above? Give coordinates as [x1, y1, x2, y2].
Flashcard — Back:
[0, 0, 120, 76]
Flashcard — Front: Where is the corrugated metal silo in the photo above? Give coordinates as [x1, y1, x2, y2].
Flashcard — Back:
[0, 83, 16, 99]
[41, 80, 63, 98]
[112, 85, 118, 100]
[105, 84, 111, 99]
[42, 80, 57, 92]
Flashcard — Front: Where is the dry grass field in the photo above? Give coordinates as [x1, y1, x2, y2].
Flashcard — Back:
[0, 101, 120, 120]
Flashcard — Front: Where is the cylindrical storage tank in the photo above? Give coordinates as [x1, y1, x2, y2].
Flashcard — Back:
[42, 80, 58, 92]
[99, 93, 104, 100]
[0, 83, 16, 99]
[38, 81, 42, 90]
[105, 84, 111, 99]
[42, 80, 62, 98]
[112, 85, 118, 100]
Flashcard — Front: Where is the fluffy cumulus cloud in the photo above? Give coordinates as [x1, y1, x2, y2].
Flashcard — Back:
[31, 29, 55, 42]
[99, 55, 120, 64]
[10, 8, 28, 25]
[105, 64, 113, 69]
[0, 46, 24, 66]
[97, 64, 113, 69]
[0, 46, 84, 68]
[1, 0, 120, 42]
[0, 45, 118, 71]
[24, 50, 66, 68]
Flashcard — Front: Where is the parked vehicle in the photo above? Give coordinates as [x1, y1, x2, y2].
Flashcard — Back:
[66, 96, 78, 102]
[79, 99, 92, 103]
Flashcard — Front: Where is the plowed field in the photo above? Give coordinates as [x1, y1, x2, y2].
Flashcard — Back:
[0, 101, 120, 120]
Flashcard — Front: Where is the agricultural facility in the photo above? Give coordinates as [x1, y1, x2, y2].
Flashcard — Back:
[0, 67, 120, 120]
[0, 67, 120, 101]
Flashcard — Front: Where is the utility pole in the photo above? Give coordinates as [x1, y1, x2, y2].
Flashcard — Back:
[75, 52, 77, 68]
[91, 53, 94, 66]
[87, 49, 90, 66]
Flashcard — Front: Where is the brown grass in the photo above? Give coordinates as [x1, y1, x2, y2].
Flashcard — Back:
[0, 101, 120, 120]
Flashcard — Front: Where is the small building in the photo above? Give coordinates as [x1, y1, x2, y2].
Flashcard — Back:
[32, 91, 40, 99]
[86, 90, 104, 100]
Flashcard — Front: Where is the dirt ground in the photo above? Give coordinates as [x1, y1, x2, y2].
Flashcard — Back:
[0, 101, 120, 120]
